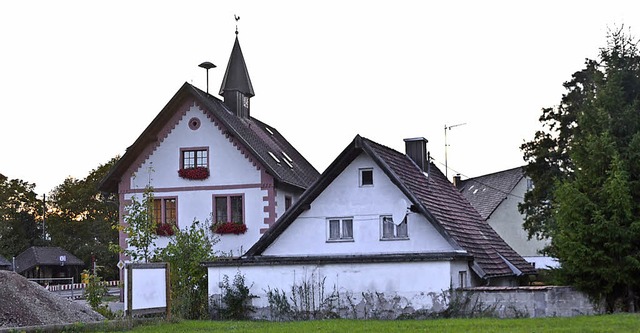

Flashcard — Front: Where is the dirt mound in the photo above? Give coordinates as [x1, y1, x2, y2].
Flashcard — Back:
[0, 270, 104, 328]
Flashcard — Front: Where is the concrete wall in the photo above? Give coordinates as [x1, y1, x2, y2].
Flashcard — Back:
[463, 286, 601, 318]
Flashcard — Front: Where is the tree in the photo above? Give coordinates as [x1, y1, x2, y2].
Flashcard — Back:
[0, 173, 44, 258]
[46, 157, 120, 280]
[156, 218, 217, 319]
[521, 27, 640, 311]
[120, 182, 157, 263]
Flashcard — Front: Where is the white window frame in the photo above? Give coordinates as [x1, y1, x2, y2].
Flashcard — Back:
[327, 217, 354, 242]
[380, 215, 408, 240]
[359, 168, 374, 187]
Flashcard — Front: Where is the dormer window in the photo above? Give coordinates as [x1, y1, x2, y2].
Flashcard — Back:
[359, 168, 373, 187]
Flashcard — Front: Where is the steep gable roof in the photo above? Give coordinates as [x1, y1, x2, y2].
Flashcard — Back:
[458, 167, 525, 220]
[247, 135, 535, 279]
[14, 247, 84, 274]
[99, 82, 319, 193]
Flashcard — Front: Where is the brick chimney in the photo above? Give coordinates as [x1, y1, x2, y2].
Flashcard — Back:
[453, 174, 462, 188]
[404, 137, 428, 172]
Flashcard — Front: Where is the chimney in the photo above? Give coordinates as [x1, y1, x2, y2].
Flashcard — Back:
[404, 137, 428, 172]
[453, 174, 462, 188]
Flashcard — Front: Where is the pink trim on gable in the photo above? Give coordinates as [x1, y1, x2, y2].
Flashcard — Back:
[261, 169, 276, 233]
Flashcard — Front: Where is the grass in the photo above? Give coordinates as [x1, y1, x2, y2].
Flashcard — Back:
[105, 314, 640, 333]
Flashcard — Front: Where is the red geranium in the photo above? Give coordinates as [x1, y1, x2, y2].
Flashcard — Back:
[212, 222, 247, 235]
[156, 223, 176, 236]
[178, 167, 209, 180]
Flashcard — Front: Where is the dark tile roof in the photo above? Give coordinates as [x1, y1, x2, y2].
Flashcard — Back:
[458, 167, 525, 220]
[219, 36, 254, 97]
[247, 135, 535, 279]
[100, 82, 319, 193]
[14, 247, 84, 274]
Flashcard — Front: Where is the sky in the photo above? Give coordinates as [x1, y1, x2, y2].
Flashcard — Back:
[1, 1, 638, 196]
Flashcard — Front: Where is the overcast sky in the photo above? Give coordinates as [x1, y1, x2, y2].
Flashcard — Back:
[1, 1, 638, 195]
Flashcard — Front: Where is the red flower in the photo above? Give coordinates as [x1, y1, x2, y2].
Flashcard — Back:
[156, 223, 176, 236]
[178, 167, 209, 180]
[212, 222, 247, 235]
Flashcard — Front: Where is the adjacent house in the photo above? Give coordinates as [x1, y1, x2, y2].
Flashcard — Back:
[14, 246, 84, 284]
[99, 33, 320, 259]
[204, 135, 536, 317]
[456, 167, 557, 269]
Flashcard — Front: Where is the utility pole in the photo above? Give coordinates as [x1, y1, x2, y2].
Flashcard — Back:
[42, 194, 46, 240]
[444, 123, 466, 179]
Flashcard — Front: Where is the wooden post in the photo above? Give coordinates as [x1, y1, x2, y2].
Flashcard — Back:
[126, 264, 133, 318]
[165, 262, 171, 321]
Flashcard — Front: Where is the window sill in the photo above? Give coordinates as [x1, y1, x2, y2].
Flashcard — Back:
[326, 238, 354, 243]
[379, 237, 410, 241]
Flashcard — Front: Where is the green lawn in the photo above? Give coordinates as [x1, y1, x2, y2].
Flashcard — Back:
[106, 314, 640, 333]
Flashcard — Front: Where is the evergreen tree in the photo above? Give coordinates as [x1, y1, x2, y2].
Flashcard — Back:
[521, 27, 640, 311]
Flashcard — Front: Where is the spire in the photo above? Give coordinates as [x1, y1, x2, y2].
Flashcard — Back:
[219, 31, 254, 118]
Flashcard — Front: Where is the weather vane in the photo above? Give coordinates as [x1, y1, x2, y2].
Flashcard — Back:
[234, 14, 240, 35]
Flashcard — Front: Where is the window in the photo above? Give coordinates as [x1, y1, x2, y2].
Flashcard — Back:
[214, 195, 244, 224]
[327, 218, 353, 241]
[380, 215, 408, 240]
[459, 271, 467, 289]
[181, 148, 208, 169]
[285, 196, 292, 210]
[153, 198, 177, 225]
[359, 168, 373, 186]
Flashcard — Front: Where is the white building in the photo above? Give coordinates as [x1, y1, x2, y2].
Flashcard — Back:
[205, 136, 536, 317]
[99, 33, 320, 262]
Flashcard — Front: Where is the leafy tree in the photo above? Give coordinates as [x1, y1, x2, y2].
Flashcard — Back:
[120, 183, 157, 263]
[156, 218, 217, 319]
[47, 158, 120, 279]
[521, 27, 640, 311]
[0, 173, 44, 258]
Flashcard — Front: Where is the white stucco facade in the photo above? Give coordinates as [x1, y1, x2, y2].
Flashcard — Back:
[264, 153, 455, 256]
[120, 102, 289, 256]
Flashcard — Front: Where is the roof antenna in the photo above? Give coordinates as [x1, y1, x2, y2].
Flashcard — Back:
[444, 122, 466, 179]
[198, 61, 216, 95]
[234, 14, 240, 35]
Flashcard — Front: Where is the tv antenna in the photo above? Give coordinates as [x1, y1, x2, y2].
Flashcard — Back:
[444, 122, 466, 179]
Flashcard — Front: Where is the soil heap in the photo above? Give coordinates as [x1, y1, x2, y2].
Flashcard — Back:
[0, 270, 104, 328]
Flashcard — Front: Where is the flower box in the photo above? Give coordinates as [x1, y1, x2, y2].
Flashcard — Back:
[212, 222, 247, 235]
[156, 223, 176, 236]
[178, 167, 209, 180]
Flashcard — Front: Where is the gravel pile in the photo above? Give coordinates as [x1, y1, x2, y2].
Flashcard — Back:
[0, 270, 104, 328]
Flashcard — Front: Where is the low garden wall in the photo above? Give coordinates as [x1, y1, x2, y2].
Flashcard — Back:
[463, 286, 601, 318]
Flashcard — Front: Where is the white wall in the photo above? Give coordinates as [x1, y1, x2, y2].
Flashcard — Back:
[208, 260, 465, 311]
[264, 153, 455, 256]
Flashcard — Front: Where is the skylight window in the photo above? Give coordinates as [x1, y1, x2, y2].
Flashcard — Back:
[282, 151, 293, 163]
[268, 151, 281, 163]
[283, 158, 293, 169]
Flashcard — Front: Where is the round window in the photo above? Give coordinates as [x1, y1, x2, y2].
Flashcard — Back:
[188, 117, 201, 130]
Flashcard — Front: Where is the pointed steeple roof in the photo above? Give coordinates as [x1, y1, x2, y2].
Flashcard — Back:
[219, 36, 255, 97]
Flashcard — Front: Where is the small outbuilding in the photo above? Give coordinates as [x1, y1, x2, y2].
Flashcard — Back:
[14, 247, 84, 285]
[0, 255, 11, 271]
